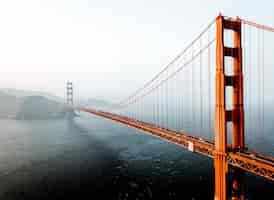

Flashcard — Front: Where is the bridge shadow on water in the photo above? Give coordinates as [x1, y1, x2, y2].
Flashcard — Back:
[1, 116, 273, 200]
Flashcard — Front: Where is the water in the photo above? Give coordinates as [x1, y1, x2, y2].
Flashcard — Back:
[0, 113, 273, 200]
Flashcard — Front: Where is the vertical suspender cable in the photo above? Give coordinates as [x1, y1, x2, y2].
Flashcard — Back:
[167, 69, 169, 129]
[249, 25, 252, 141]
[262, 29, 265, 134]
[181, 59, 184, 131]
[153, 89, 155, 124]
[243, 23, 246, 135]
[192, 46, 195, 133]
[200, 36, 203, 132]
[157, 81, 159, 126]
[188, 56, 191, 132]
[174, 71, 177, 130]
[162, 81, 164, 128]
[166, 76, 168, 129]
[175, 70, 178, 130]
[208, 30, 211, 138]
[257, 28, 261, 132]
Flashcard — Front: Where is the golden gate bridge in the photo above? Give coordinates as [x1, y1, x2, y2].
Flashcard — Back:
[66, 14, 274, 200]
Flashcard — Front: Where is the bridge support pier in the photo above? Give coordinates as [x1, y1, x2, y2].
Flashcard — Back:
[231, 168, 245, 200]
[214, 15, 245, 200]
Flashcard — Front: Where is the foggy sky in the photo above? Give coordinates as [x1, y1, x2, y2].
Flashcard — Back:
[0, 0, 273, 102]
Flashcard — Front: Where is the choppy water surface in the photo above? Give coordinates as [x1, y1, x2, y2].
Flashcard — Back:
[0, 113, 273, 200]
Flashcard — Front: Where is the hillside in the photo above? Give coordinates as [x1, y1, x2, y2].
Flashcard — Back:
[0, 91, 22, 118]
[0, 88, 64, 103]
[0, 88, 116, 119]
[16, 96, 66, 120]
[0, 89, 66, 120]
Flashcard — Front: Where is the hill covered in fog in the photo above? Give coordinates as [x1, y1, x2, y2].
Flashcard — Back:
[0, 88, 64, 102]
[0, 88, 117, 119]
[16, 96, 66, 120]
[0, 89, 66, 120]
[0, 91, 22, 118]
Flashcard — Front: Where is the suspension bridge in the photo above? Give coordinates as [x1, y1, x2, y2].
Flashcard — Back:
[67, 15, 274, 200]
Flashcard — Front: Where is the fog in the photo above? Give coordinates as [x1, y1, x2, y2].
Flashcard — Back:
[0, 0, 273, 102]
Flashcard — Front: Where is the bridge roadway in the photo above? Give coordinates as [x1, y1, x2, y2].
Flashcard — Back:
[78, 107, 274, 181]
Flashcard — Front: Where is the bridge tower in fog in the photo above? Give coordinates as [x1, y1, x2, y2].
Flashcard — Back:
[215, 15, 245, 200]
[66, 81, 73, 106]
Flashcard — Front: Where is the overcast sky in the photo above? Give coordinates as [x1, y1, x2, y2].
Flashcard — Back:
[0, 0, 273, 102]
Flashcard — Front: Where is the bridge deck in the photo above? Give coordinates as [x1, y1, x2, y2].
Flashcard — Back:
[79, 107, 274, 181]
